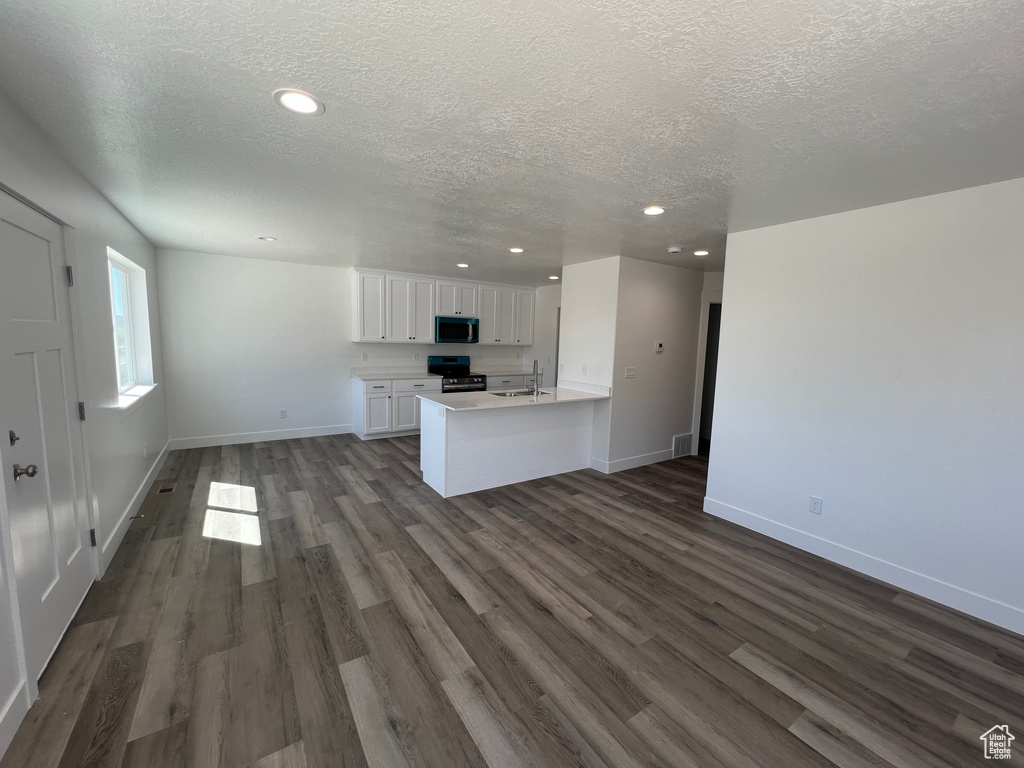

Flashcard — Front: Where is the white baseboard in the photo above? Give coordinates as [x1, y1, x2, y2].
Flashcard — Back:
[167, 424, 353, 451]
[0, 681, 29, 761]
[99, 442, 171, 576]
[591, 448, 674, 474]
[703, 497, 1024, 636]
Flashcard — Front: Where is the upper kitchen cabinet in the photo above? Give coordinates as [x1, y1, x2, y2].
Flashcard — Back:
[387, 275, 435, 343]
[479, 284, 517, 344]
[354, 268, 535, 345]
[355, 271, 386, 341]
[436, 280, 478, 317]
[515, 289, 535, 345]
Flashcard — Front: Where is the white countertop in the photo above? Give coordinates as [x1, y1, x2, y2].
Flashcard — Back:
[417, 387, 608, 412]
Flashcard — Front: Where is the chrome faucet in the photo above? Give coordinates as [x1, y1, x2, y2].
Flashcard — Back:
[532, 358, 540, 395]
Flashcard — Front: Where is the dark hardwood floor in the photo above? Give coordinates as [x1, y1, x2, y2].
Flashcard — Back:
[4, 434, 1023, 767]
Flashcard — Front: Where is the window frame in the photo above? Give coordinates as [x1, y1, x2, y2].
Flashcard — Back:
[108, 255, 137, 394]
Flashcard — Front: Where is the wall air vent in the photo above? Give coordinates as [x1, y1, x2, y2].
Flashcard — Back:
[672, 434, 692, 458]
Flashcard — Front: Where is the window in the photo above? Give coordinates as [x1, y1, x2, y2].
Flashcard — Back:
[109, 259, 135, 392]
[107, 248, 156, 408]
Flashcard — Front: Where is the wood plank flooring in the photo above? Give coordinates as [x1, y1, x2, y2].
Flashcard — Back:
[4, 434, 1024, 767]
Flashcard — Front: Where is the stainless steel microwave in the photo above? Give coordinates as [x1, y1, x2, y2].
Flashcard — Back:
[435, 316, 479, 343]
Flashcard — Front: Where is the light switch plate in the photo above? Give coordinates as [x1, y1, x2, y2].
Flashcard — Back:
[624, 366, 636, 378]
[654, 341, 664, 354]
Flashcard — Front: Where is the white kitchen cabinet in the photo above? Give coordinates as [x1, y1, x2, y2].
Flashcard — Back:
[387, 276, 435, 343]
[364, 392, 393, 434]
[355, 269, 533, 346]
[353, 376, 441, 439]
[355, 271, 387, 341]
[479, 285, 516, 344]
[436, 280, 478, 317]
[489, 375, 525, 390]
[515, 289, 535, 345]
[392, 392, 419, 430]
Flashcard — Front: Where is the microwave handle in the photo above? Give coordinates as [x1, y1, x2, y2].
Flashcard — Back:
[468, 322, 472, 340]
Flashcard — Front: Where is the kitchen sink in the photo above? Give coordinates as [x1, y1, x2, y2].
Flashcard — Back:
[490, 389, 551, 397]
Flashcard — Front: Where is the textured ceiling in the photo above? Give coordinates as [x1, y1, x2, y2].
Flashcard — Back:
[2, 0, 1023, 285]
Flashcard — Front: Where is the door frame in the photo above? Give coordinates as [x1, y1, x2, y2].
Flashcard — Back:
[690, 287, 723, 455]
[0, 190, 98, 704]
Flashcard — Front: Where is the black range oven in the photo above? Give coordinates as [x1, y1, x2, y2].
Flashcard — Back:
[427, 355, 487, 392]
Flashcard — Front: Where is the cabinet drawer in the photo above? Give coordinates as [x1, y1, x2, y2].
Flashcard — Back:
[364, 380, 392, 392]
[490, 375, 524, 390]
[393, 378, 442, 393]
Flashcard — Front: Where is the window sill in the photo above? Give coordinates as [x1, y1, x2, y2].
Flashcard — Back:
[116, 384, 158, 417]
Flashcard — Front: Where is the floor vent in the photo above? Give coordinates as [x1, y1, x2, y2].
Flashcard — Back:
[672, 434, 692, 458]
[157, 483, 177, 494]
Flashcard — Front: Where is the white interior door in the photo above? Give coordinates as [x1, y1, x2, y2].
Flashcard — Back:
[0, 193, 93, 681]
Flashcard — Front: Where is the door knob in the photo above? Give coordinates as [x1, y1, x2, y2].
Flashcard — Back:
[13, 464, 38, 481]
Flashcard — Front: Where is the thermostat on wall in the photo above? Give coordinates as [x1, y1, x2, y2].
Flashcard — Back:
[654, 341, 664, 354]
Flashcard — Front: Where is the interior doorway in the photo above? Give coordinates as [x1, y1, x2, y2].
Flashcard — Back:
[698, 303, 722, 456]
[0, 191, 94, 685]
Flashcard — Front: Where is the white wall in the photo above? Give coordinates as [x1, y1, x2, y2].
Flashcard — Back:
[605, 258, 703, 470]
[158, 254, 532, 446]
[706, 176, 1024, 633]
[558, 257, 620, 392]
[702, 271, 724, 293]
[0, 86, 168, 752]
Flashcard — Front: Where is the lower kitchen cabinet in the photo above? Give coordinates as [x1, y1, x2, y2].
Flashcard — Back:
[353, 376, 442, 439]
[364, 392, 393, 434]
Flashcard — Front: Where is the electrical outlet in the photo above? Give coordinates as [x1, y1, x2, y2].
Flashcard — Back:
[516, 352, 521, 359]
[280, 409, 287, 419]
[361, 352, 368, 361]
[413, 352, 419, 361]
[624, 366, 636, 379]
[547, 356, 552, 364]
[581, 364, 587, 375]
[809, 496, 823, 515]
[558, 362, 565, 374]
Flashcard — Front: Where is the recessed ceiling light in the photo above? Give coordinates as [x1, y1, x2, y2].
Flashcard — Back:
[643, 206, 665, 216]
[694, 250, 709, 257]
[457, 263, 469, 268]
[255, 235, 277, 241]
[509, 247, 524, 254]
[273, 89, 325, 116]
[549, 275, 559, 280]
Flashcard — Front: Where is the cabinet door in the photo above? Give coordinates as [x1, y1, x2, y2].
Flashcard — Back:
[411, 279, 435, 342]
[437, 280, 478, 316]
[496, 287, 516, 344]
[357, 272, 387, 341]
[365, 393, 392, 434]
[457, 284, 478, 317]
[392, 392, 420, 430]
[437, 281, 459, 315]
[490, 375, 524, 390]
[478, 285, 498, 344]
[515, 289, 535, 345]
[386, 276, 412, 341]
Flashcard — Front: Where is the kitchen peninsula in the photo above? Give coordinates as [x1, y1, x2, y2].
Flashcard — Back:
[417, 388, 609, 498]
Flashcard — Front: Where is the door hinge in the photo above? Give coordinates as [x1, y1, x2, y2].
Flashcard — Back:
[78, 402, 86, 421]
[65, 265, 74, 286]
[89, 529, 97, 547]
